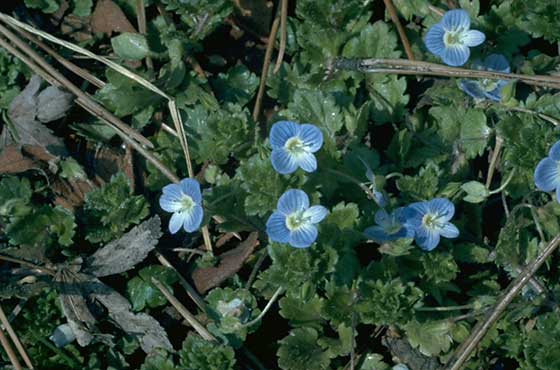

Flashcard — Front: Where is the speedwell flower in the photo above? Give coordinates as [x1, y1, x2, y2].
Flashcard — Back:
[460, 54, 510, 101]
[159, 178, 204, 234]
[269, 121, 323, 175]
[364, 208, 414, 242]
[534, 140, 560, 202]
[406, 198, 459, 251]
[424, 9, 485, 66]
[266, 189, 328, 248]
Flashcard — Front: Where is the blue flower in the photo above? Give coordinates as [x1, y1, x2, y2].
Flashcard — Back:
[364, 208, 414, 242]
[266, 189, 328, 248]
[460, 54, 510, 101]
[270, 121, 323, 175]
[425, 9, 485, 66]
[159, 178, 204, 234]
[406, 198, 459, 251]
[534, 140, 560, 202]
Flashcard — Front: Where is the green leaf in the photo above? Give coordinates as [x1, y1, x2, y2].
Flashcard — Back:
[236, 154, 288, 217]
[211, 65, 259, 106]
[357, 278, 423, 326]
[7, 205, 75, 247]
[522, 313, 560, 370]
[279, 291, 324, 328]
[277, 327, 331, 370]
[429, 106, 490, 159]
[111, 33, 150, 60]
[178, 333, 236, 370]
[0, 176, 32, 217]
[72, 0, 92, 16]
[461, 181, 489, 203]
[397, 162, 441, 201]
[140, 349, 177, 370]
[127, 265, 178, 311]
[358, 353, 390, 370]
[59, 157, 87, 180]
[405, 320, 454, 356]
[283, 89, 344, 155]
[325, 202, 360, 230]
[84, 172, 149, 243]
[24, 0, 60, 13]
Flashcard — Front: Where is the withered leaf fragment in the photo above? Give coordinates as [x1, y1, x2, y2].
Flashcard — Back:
[84, 216, 162, 277]
[192, 232, 259, 293]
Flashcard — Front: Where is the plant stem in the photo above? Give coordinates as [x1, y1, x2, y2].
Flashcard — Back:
[488, 168, 515, 195]
[253, 17, 280, 123]
[242, 287, 284, 327]
[485, 136, 503, 189]
[0, 305, 33, 369]
[416, 303, 477, 312]
[444, 235, 560, 370]
[331, 58, 560, 90]
[273, 0, 288, 73]
[382, 0, 415, 60]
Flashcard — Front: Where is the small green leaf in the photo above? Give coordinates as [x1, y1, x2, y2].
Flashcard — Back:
[405, 320, 454, 356]
[179, 333, 236, 370]
[461, 181, 489, 203]
[211, 65, 259, 106]
[277, 327, 331, 370]
[111, 33, 150, 60]
[127, 265, 178, 311]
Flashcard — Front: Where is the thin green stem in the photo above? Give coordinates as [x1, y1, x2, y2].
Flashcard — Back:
[416, 303, 477, 312]
[488, 169, 516, 195]
[242, 287, 284, 327]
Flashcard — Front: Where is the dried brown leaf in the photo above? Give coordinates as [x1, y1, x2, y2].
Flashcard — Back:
[91, 0, 137, 35]
[84, 276, 173, 353]
[0, 145, 36, 174]
[7, 76, 68, 155]
[84, 216, 162, 277]
[192, 232, 259, 293]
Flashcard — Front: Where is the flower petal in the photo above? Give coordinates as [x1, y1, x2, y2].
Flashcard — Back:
[549, 141, 560, 161]
[407, 202, 430, 226]
[427, 198, 455, 222]
[270, 121, 300, 149]
[395, 225, 415, 239]
[415, 227, 441, 251]
[289, 224, 318, 248]
[485, 82, 508, 102]
[484, 54, 510, 73]
[424, 23, 446, 57]
[461, 30, 485, 47]
[364, 225, 396, 242]
[440, 222, 460, 238]
[179, 178, 202, 204]
[159, 194, 183, 213]
[183, 204, 204, 232]
[298, 124, 323, 152]
[556, 186, 560, 204]
[50, 324, 76, 348]
[374, 209, 391, 227]
[162, 183, 182, 200]
[534, 157, 560, 191]
[441, 9, 470, 31]
[303, 205, 328, 224]
[296, 152, 318, 173]
[271, 148, 299, 174]
[266, 212, 290, 243]
[169, 211, 187, 234]
[277, 189, 310, 214]
[441, 44, 470, 66]
[459, 80, 487, 101]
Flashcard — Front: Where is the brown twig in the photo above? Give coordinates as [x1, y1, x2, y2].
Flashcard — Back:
[152, 278, 215, 341]
[273, 0, 288, 73]
[485, 136, 503, 189]
[252, 17, 280, 122]
[15, 27, 105, 88]
[135, 0, 153, 69]
[0, 305, 33, 369]
[155, 252, 208, 312]
[0, 23, 153, 149]
[332, 58, 560, 90]
[382, 0, 415, 60]
[0, 254, 55, 276]
[0, 327, 22, 370]
[444, 235, 560, 370]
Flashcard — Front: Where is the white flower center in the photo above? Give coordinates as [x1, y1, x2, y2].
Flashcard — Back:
[285, 211, 308, 231]
[179, 194, 195, 212]
[422, 213, 444, 231]
[444, 29, 465, 47]
[284, 137, 306, 156]
[479, 78, 499, 92]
